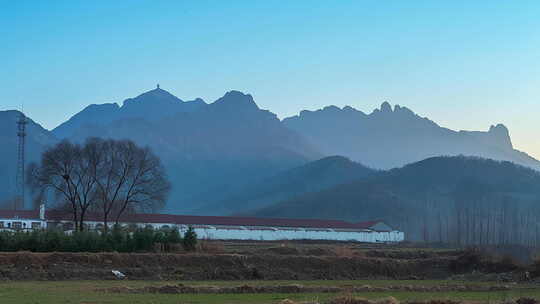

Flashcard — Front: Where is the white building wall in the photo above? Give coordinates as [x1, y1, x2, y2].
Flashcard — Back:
[0, 218, 46, 231]
[191, 226, 404, 242]
[0, 217, 405, 243]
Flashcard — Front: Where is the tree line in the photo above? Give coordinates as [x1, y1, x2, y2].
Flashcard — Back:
[394, 191, 540, 248]
[0, 225, 198, 252]
[27, 138, 171, 231]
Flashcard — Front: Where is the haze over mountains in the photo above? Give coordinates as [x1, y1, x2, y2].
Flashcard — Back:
[0, 87, 539, 217]
[283, 103, 540, 170]
[52, 88, 319, 213]
[194, 156, 377, 216]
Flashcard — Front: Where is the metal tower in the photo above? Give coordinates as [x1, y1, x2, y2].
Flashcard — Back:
[15, 112, 27, 210]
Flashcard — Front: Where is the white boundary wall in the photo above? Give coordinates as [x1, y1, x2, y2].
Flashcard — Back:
[0, 218, 405, 243]
[190, 226, 404, 242]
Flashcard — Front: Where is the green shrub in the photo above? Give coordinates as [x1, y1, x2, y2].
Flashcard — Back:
[0, 226, 188, 253]
[182, 226, 197, 251]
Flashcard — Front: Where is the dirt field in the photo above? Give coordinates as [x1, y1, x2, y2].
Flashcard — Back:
[0, 251, 453, 280]
[0, 242, 536, 303]
[0, 241, 525, 281]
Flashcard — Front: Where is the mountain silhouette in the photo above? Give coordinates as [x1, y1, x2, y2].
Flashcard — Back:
[52, 87, 206, 139]
[53, 88, 320, 212]
[1, 88, 539, 214]
[283, 103, 540, 170]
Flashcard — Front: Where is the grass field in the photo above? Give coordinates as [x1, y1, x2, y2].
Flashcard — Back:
[0, 280, 538, 304]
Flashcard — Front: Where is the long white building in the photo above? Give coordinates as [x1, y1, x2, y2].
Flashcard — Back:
[0, 208, 404, 243]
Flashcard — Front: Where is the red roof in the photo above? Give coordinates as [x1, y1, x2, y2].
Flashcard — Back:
[0, 209, 387, 230]
[0, 210, 39, 220]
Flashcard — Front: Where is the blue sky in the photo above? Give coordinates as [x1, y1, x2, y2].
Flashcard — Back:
[1, 1, 539, 158]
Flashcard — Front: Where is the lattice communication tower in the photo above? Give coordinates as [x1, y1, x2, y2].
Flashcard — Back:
[15, 112, 28, 210]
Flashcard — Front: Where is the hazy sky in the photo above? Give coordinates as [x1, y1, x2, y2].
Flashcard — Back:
[1, 1, 539, 158]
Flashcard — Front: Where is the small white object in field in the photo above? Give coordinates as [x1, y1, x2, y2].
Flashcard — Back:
[112, 270, 126, 279]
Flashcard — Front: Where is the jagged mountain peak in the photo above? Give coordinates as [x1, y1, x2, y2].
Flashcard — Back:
[489, 123, 509, 135]
[371, 101, 417, 117]
[285, 105, 367, 122]
[212, 90, 259, 110]
[122, 86, 183, 107]
[393, 104, 415, 116]
[52, 87, 209, 139]
[380, 101, 393, 113]
[283, 101, 539, 170]
[488, 123, 512, 149]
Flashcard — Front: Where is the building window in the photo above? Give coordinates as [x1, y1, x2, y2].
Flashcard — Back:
[31, 222, 41, 229]
[12, 222, 22, 230]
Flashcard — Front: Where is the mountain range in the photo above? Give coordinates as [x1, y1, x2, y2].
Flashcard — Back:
[51, 88, 319, 212]
[0, 87, 539, 217]
[283, 103, 539, 170]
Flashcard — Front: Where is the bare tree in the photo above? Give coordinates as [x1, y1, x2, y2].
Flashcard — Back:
[86, 138, 170, 230]
[27, 140, 98, 231]
[28, 138, 170, 232]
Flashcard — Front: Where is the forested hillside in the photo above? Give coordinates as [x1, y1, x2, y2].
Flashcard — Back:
[252, 156, 540, 245]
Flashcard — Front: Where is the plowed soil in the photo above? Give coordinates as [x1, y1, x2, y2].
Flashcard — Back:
[0, 251, 453, 281]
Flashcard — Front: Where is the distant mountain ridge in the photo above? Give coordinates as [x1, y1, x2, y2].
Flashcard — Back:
[52, 87, 206, 139]
[1, 87, 539, 213]
[49, 88, 319, 212]
[283, 102, 540, 170]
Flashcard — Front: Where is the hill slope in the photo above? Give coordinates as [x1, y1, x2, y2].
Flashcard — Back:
[251, 156, 540, 243]
[192, 156, 377, 215]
